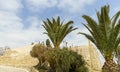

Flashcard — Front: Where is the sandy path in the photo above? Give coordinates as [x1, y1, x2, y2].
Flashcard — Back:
[0, 66, 28, 72]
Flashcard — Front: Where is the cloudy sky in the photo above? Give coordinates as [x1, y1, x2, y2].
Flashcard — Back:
[0, 0, 120, 48]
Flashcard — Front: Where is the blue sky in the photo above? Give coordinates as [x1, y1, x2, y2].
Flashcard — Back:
[0, 0, 120, 48]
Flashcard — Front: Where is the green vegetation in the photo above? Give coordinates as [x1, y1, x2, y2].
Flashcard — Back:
[42, 17, 77, 48]
[79, 5, 120, 72]
[30, 44, 88, 72]
[46, 48, 88, 72]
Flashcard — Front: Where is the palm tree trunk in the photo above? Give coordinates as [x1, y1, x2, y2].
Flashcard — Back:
[54, 44, 59, 49]
[118, 55, 120, 66]
[118, 55, 120, 70]
[102, 59, 119, 72]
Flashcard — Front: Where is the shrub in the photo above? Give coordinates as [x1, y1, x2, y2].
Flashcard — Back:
[30, 44, 88, 72]
[30, 44, 47, 70]
[30, 44, 46, 58]
[45, 48, 88, 72]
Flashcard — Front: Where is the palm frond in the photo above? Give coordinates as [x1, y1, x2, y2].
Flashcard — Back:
[111, 11, 120, 27]
[78, 32, 96, 45]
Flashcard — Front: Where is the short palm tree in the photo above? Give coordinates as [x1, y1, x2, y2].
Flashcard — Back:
[43, 17, 77, 48]
[79, 5, 120, 72]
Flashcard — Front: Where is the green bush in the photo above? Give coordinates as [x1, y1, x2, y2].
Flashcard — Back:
[45, 48, 88, 72]
[30, 44, 88, 72]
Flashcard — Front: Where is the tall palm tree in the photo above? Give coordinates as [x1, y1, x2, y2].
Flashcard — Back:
[43, 17, 77, 48]
[79, 5, 120, 72]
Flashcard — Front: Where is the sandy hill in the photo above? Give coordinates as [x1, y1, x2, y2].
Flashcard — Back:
[0, 45, 102, 72]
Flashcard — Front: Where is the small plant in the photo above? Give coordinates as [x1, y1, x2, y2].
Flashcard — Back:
[46, 39, 51, 48]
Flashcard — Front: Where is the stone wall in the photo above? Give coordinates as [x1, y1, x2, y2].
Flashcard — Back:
[70, 45, 102, 72]
[0, 45, 102, 72]
[0, 50, 38, 71]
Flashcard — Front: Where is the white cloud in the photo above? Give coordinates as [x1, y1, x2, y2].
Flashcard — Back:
[0, 0, 23, 32]
[26, 0, 96, 13]
[26, 0, 57, 11]
[58, 0, 95, 13]
[0, 11, 23, 32]
[0, 0, 23, 13]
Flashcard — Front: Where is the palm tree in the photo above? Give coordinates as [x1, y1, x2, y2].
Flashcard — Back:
[43, 16, 77, 49]
[79, 5, 120, 72]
